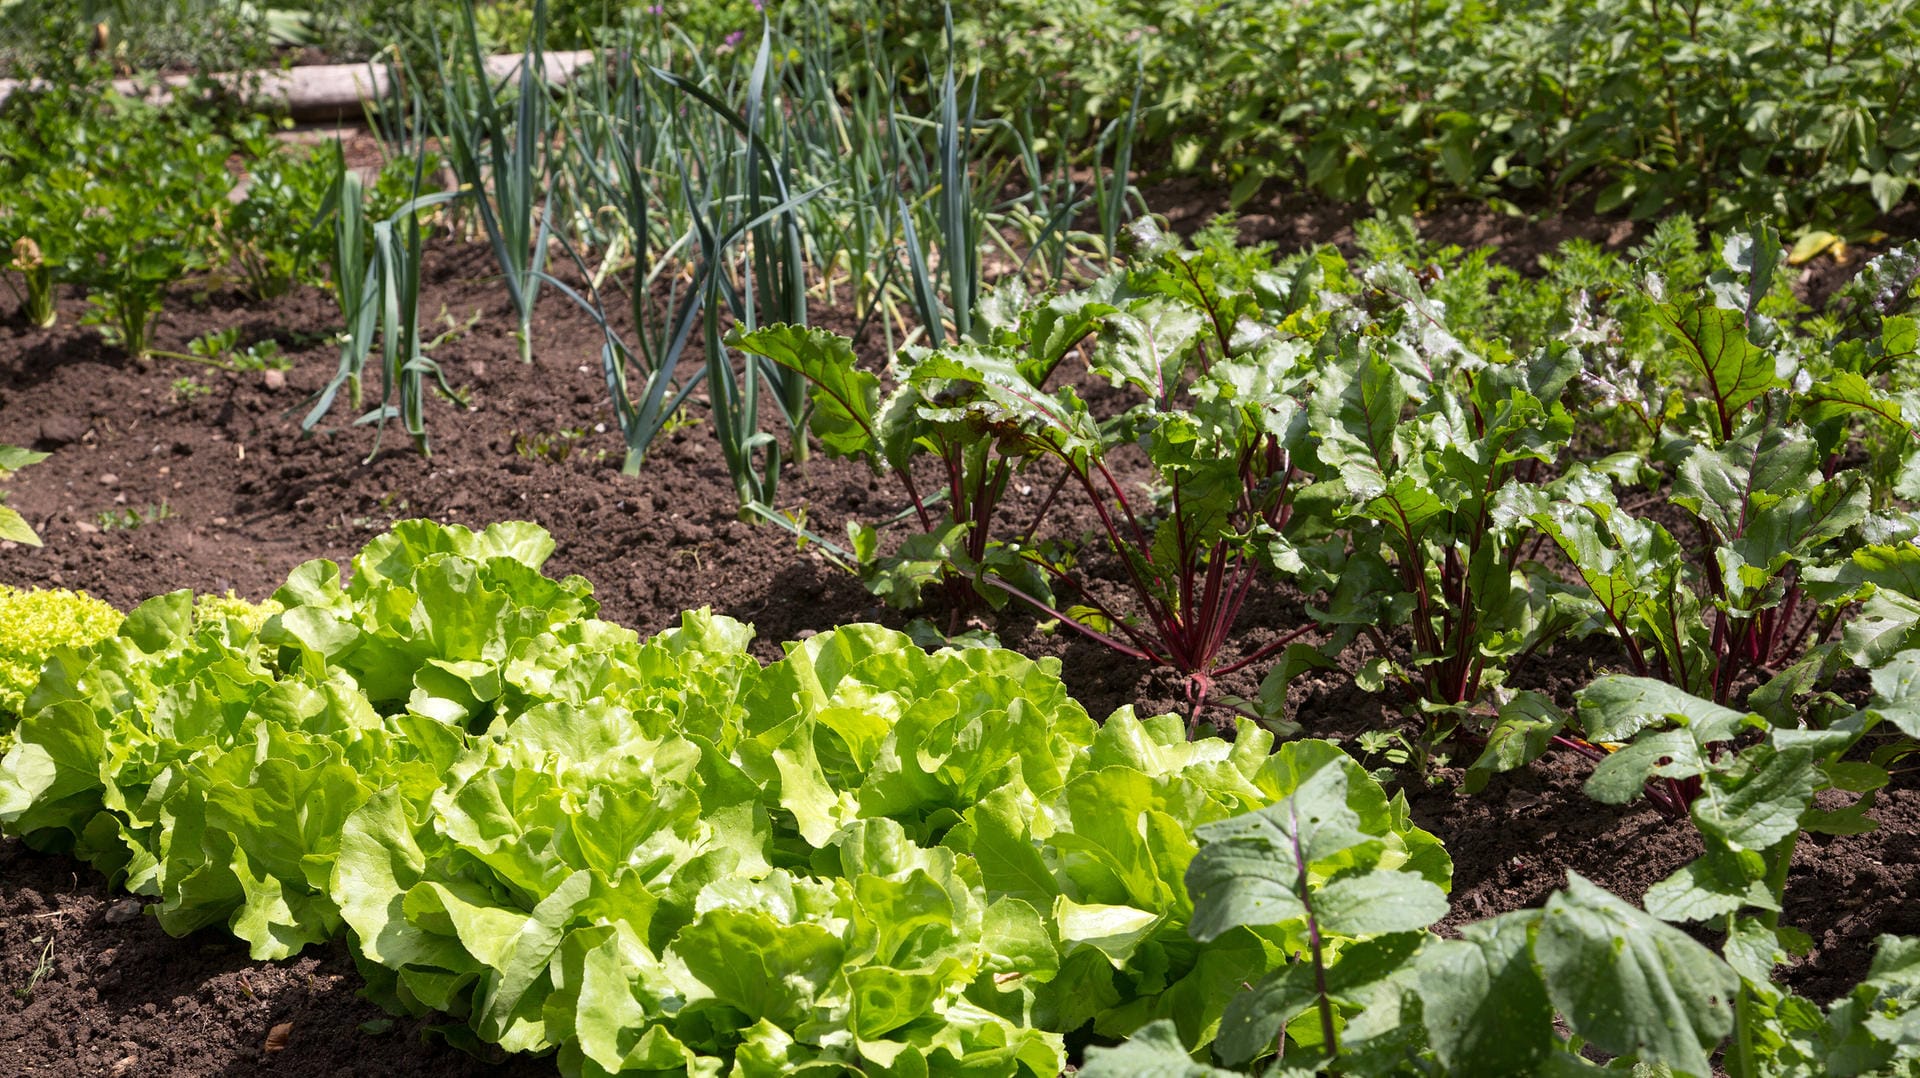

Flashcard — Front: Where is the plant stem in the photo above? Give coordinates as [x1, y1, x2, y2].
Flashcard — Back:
[1289, 802, 1339, 1059]
[1732, 831, 1801, 1078]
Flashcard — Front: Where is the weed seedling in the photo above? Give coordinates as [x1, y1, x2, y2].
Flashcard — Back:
[97, 502, 173, 531]
[512, 427, 588, 463]
[13, 935, 53, 1002]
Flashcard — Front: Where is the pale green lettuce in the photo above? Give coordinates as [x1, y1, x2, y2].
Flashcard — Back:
[1, 519, 1404, 1076]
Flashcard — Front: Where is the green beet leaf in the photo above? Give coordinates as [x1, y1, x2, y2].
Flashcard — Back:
[1416, 912, 1555, 1076]
[1535, 874, 1737, 1077]
[1186, 763, 1447, 944]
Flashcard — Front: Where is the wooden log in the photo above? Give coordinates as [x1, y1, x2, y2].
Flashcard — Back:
[0, 50, 599, 122]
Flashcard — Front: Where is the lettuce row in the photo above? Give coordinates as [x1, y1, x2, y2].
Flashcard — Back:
[0, 519, 1449, 1077]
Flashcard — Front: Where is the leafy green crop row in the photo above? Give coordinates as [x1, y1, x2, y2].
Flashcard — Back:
[739, 217, 1917, 756]
[865, 0, 1920, 229]
[0, 519, 1432, 1074]
[79, 0, 1900, 230]
[0, 79, 391, 359]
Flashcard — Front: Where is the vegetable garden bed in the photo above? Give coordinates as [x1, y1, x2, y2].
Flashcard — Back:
[0, 218, 1916, 1074]
[4, 0, 1920, 1070]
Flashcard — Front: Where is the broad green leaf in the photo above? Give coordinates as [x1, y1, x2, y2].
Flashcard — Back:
[0, 445, 50, 473]
[1654, 302, 1780, 438]
[1842, 590, 1920, 669]
[912, 344, 1100, 461]
[1672, 421, 1817, 543]
[1417, 912, 1554, 1075]
[1465, 691, 1566, 789]
[1576, 676, 1747, 744]
[1078, 1020, 1242, 1077]
[1186, 764, 1446, 942]
[1018, 281, 1120, 382]
[1801, 371, 1913, 437]
[121, 591, 196, 655]
[1091, 297, 1206, 401]
[670, 906, 845, 1029]
[1215, 932, 1425, 1068]
[1536, 874, 1737, 1076]
[952, 782, 1058, 906]
[1055, 897, 1161, 967]
[729, 324, 882, 460]
[1310, 344, 1407, 501]
[1643, 846, 1777, 923]
[1868, 650, 1920, 738]
[1690, 743, 1817, 852]
[0, 506, 40, 547]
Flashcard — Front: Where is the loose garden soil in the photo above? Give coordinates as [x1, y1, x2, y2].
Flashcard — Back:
[1, 201, 1915, 1075]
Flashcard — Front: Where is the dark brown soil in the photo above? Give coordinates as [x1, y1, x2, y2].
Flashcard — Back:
[1, 203, 1915, 1075]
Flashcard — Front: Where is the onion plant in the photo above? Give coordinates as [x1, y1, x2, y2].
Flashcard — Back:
[319, 146, 374, 416]
[543, 36, 708, 476]
[427, 0, 554, 365]
[781, 13, 902, 348]
[305, 139, 459, 457]
[651, 26, 826, 508]
[886, 18, 984, 350]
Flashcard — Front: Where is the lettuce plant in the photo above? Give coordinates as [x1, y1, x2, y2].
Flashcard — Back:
[0, 583, 120, 756]
[0, 519, 1369, 1074]
[0, 520, 590, 958]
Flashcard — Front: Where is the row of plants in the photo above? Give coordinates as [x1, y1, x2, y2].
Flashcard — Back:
[7, 1, 1915, 481]
[299, 0, 1920, 490]
[0, 1, 1140, 462]
[744, 217, 1918, 750]
[278, 0, 1143, 465]
[0, 0, 764, 76]
[15, 0, 1913, 229]
[0, 71, 434, 362]
[0, 520, 1914, 1075]
[884, 0, 1920, 228]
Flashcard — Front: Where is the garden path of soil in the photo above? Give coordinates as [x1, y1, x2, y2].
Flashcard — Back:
[0, 206, 1916, 1075]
